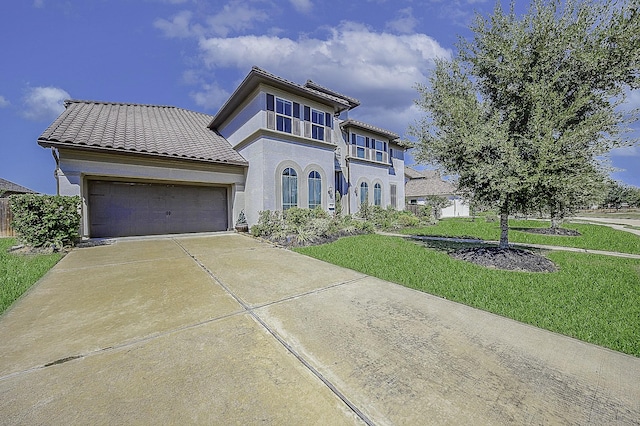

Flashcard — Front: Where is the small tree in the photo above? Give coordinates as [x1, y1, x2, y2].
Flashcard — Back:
[411, 0, 639, 247]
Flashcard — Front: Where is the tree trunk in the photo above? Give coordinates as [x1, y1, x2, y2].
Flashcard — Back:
[550, 214, 560, 230]
[499, 211, 509, 249]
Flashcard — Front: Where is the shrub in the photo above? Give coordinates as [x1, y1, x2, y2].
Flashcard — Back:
[10, 194, 81, 249]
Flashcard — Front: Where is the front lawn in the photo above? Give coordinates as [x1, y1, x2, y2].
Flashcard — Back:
[403, 217, 640, 254]
[0, 238, 63, 314]
[296, 234, 640, 357]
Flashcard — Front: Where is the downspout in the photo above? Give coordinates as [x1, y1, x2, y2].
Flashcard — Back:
[51, 147, 60, 195]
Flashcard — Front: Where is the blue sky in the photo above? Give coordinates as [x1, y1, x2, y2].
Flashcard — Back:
[1, 0, 638, 194]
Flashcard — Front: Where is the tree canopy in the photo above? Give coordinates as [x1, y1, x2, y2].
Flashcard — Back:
[411, 0, 639, 247]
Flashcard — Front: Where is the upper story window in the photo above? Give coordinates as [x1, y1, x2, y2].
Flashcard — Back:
[276, 98, 292, 133]
[311, 109, 325, 141]
[350, 132, 389, 162]
[266, 93, 333, 142]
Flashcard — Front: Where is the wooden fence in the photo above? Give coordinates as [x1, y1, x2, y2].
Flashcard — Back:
[0, 198, 15, 237]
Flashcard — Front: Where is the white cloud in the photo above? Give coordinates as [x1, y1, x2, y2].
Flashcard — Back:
[385, 7, 418, 34]
[154, 10, 194, 38]
[289, 0, 313, 14]
[190, 82, 230, 110]
[204, 1, 269, 37]
[624, 88, 640, 111]
[610, 146, 640, 160]
[194, 22, 450, 133]
[154, 1, 269, 39]
[22, 86, 70, 121]
[0, 96, 9, 108]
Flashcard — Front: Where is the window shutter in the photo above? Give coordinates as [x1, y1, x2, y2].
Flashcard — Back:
[304, 121, 312, 138]
[324, 127, 331, 143]
[266, 94, 274, 111]
[293, 102, 300, 119]
[304, 106, 311, 121]
[267, 111, 275, 130]
[293, 118, 301, 135]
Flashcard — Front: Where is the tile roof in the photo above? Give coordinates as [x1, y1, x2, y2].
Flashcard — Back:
[0, 178, 37, 195]
[38, 100, 248, 166]
[304, 80, 360, 108]
[405, 174, 458, 197]
[339, 118, 400, 141]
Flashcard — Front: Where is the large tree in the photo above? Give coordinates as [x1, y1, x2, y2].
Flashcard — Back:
[411, 0, 639, 247]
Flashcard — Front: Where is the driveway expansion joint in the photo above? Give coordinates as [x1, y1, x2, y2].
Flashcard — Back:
[172, 237, 375, 426]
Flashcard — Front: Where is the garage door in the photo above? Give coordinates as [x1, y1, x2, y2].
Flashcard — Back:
[88, 180, 228, 238]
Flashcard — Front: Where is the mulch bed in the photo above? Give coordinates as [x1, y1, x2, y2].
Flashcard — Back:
[451, 247, 557, 272]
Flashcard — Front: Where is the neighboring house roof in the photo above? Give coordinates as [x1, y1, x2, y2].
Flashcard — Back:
[340, 118, 400, 141]
[404, 167, 440, 180]
[404, 168, 457, 197]
[209, 66, 355, 129]
[38, 100, 248, 166]
[0, 178, 36, 196]
[404, 167, 426, 179]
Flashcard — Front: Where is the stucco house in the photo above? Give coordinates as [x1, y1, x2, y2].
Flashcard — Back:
[38, 67, 406, 238]
[404, 168, 469, 218]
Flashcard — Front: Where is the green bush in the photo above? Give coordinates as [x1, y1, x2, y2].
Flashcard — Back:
[9, 194, 81, 249]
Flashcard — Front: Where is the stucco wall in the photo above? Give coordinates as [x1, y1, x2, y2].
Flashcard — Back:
[238, 136, 335, 225]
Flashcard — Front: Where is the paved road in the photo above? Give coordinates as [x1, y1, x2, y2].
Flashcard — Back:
[572, 216, 640, 237]
[1, 233, 638, 424]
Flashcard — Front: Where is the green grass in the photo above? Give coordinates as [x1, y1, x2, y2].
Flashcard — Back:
[402, 217, 640, 254]
[296, 234, 640, 356]
[0, 238, 63, 314]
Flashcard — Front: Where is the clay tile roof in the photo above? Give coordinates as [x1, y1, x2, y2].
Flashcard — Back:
[38, 100, 248, 166]
[304, 80, 360, 108]
[0, 178, 37, 196]
[340, 118, 400, 141]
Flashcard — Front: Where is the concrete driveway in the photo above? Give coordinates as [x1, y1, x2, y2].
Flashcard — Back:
[0, 233, 638, 424]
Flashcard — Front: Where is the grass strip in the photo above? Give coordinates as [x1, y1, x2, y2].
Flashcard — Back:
[402, 218, 640, 254]
[296, 234, 640, 357]
[0, 238, 63, 314]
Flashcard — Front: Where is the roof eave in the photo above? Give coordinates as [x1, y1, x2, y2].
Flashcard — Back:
[38, 140, 249, 167]
[208, 68, 351, 130]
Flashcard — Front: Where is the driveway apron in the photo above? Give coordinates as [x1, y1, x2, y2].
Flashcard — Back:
[0, 233, 638, 425]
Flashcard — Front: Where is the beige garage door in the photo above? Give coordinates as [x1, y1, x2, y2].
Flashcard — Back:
[89, 180, 228, 238]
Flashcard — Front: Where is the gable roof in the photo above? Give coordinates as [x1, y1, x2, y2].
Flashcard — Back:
[405, 172, 457, 197]
[0, 178, 36, 196]
[38, 100, 248, 166]
[209, 66, 356, 129]
[405, 167, 440, 180]
[340, 118, 400, 141]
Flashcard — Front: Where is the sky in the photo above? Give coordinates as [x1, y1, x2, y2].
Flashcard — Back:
[1, 0, 638, 195]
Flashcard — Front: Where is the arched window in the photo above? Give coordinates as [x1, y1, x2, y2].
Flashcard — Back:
[360, 182, 369, 206]
[308, 171, 322, 209]
[282, 168, 298, 210]
[374, 183, 382, 206]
